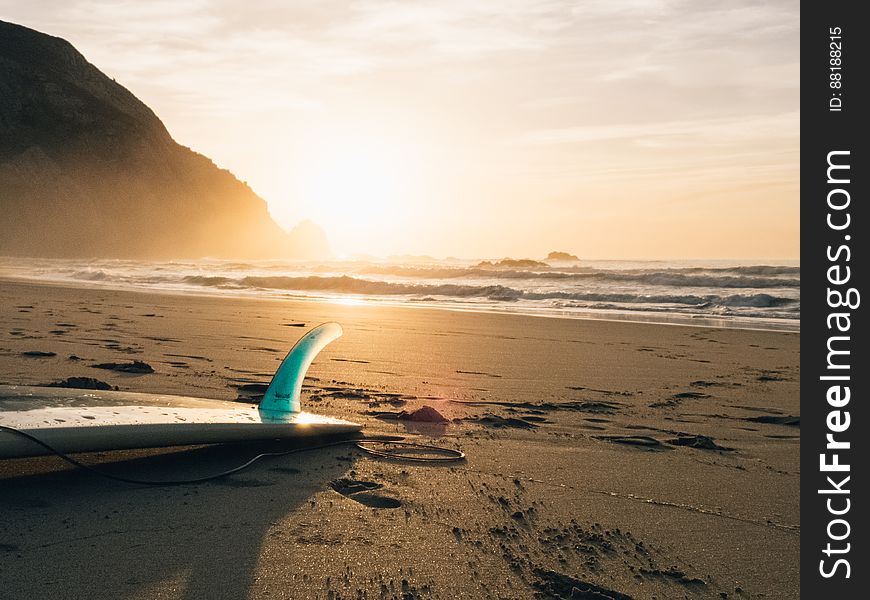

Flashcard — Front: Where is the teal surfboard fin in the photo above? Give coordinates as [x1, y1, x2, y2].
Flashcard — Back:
[259, 322, 342, 417]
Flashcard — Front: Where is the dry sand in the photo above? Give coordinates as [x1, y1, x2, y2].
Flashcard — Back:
[0, 279, 799, 599]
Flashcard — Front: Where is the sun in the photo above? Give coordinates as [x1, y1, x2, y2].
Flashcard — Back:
[287, 127, 420, 257]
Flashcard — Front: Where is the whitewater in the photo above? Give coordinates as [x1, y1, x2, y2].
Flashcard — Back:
[0, 257, 800, 331]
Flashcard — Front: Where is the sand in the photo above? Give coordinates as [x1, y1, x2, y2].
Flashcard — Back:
[0, 279, 799, 599]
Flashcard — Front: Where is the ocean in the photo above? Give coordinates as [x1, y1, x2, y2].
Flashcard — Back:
[0, 257, 800, 331]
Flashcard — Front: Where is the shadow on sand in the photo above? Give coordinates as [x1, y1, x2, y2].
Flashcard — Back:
[0, 438, 358, 599]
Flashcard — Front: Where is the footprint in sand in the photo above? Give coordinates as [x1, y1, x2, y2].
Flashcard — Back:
[21, 350, 56, 358]
[330, 478, 402, 509]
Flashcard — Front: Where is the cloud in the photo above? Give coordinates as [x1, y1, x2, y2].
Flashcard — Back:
[1, 0, 798, 120]
[513, 111, 799, 147]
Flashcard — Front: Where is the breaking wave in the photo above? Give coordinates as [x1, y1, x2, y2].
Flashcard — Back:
[180, 274, 797, 309]
[1, 256, 800, 329]
[307, 265, 799, 289]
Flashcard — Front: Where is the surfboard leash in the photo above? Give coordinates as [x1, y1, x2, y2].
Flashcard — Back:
[0, 425, 465, 486]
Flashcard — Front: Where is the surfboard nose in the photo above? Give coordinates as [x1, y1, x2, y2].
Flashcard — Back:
[259, 323, 343, 417]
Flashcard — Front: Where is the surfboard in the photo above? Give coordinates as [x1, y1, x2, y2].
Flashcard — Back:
[0, 323, 361, 459]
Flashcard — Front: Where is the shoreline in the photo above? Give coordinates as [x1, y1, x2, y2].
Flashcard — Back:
[0, 277, 800, 598]
[0, 274, 800, 333]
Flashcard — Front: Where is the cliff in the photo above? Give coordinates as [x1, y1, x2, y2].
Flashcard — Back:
[0, 20, 329, 259]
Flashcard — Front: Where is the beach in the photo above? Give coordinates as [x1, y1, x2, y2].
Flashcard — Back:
[0, 278, 799, 599]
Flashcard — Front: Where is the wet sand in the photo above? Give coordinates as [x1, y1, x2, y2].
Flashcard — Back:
[0, 278, 799, 599]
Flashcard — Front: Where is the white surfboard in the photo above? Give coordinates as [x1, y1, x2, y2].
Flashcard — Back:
[0, 323, 361, 459]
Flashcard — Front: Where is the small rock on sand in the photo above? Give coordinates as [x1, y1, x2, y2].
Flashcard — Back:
[91, 360, 154, 374]
[45, 377, 114, 390]
[397, 406, 448, 423]
[21, 351, 56, 358]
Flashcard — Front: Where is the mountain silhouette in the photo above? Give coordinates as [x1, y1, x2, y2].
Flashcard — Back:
[0, 20, 330, 259]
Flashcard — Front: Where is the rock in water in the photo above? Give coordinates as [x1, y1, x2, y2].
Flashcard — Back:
[545, 251, 580, 262]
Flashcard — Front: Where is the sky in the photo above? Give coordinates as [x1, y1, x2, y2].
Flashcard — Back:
[1, 1, 799, 260]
